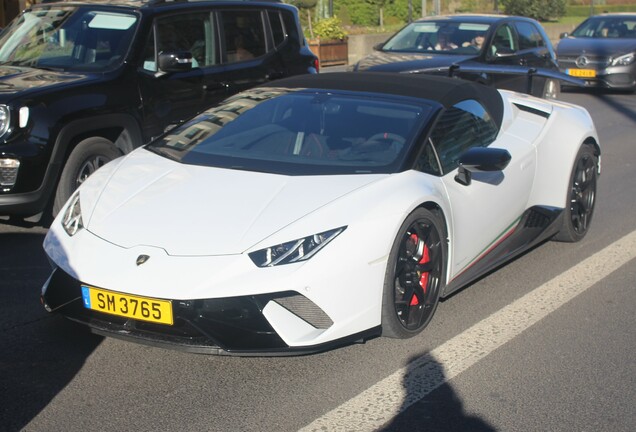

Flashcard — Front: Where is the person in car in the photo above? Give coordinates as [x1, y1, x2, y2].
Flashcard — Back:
[432, 28, 457, 50]
[463, 32, 485, 51]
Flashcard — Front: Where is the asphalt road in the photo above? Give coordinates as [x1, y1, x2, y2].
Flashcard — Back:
[1, 88, 635, 432]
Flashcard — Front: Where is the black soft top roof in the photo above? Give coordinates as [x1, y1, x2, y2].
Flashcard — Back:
[269, 72, 504, 129]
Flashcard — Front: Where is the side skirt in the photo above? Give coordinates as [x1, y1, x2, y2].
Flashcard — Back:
[443, 206, 563, 297]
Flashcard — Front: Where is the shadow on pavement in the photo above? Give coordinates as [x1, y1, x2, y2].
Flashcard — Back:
[0, 230, 102, 431]
[381, 354, 496, 432]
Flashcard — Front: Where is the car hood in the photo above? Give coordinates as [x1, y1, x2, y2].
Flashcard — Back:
[0, 66, 96, 97]
[557, 37, 636, 57]
[354, 51, 477, 72]
[83, 149, 385, 256]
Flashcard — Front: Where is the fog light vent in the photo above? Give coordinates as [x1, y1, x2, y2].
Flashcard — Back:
[0, 158, 19, 191]
[273, 293, 333, 329]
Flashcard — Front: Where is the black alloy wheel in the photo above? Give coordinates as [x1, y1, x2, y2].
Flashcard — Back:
[554, 144, 597, 242]
[382, 208, 446, 338]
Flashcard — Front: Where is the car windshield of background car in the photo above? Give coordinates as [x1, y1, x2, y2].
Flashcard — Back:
[571, 17, 636, 38]
[148, 88, 434, 175]
[0, 7, 138, 71]
[382, 21, 490, 53]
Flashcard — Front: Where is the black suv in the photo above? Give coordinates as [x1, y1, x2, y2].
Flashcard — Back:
[0, 0, 317, 223]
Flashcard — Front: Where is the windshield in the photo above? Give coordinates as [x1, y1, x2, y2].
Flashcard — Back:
[382, 21, 491, 54]
[0, 6, 138, 71]
[571, 16, 636, 39]
[148, 88, 433, 175]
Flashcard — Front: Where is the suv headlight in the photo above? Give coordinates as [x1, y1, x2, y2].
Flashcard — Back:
[0, 105, 10, 138]
[249, 227, 346, 267]
[610, 53, 635, 66]
[62, 192, 84, 236]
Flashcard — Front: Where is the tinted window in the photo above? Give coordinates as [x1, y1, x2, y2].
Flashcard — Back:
[220, 10, 266, 63]
[492, 24, 518, 54]
[149, 88, 433, 175]
[0, 7, 138, 71]
[268, 10, 286, 46]
[429, 99, 499, 174]
[144, 12, 215, 71]
[515, 22, 545, 50]
[382, 20, 490, 53]
[572, 16, 636, 38]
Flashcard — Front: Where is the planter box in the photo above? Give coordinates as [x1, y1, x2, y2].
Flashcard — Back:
[309, 38, 348, 66]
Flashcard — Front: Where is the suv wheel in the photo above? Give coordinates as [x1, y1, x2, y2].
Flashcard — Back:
[53, 137, 122, 216]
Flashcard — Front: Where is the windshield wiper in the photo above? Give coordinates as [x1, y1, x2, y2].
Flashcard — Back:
[0, 60, 64, 71]
[34, 65, 66, 72]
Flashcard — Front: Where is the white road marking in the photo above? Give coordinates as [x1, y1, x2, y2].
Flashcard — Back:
[300, 230, 636, 432]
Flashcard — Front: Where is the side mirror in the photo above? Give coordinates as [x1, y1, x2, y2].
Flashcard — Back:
[158, 51, 193, 73]
[559, 32, 569, 39]
[494, 47, 515, 58]
[455, 147, 511, 186]
[373, 42, 385, 51]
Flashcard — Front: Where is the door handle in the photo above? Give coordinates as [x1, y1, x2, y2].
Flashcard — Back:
[203, 82, 229, 92]
[266, 71, 285, 80]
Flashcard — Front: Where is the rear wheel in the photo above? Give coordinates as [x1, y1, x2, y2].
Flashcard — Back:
[53, 137, 122, 216]
[554, 144, 597, 242]
[381, 208, 446, 339]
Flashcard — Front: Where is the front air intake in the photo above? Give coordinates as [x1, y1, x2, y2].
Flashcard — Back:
[273, 293, 333, 329]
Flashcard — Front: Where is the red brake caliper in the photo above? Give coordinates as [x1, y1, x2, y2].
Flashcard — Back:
[408, 234, 430, 306]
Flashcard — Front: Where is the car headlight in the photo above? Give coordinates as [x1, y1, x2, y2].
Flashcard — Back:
[249, 227, 346, 267]
[62, 192, 84, 236]
[610, 53, 635, 66]
[0, 105, 10, 138]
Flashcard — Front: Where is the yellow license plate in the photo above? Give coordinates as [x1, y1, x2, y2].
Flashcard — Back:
[81, 285, 173, 325]
[567, 68, 596, 78]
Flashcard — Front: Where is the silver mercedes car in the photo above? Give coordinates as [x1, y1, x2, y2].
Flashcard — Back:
[557, 13, 636, 90]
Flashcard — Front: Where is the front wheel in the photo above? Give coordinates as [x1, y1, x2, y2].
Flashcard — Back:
[381, 208, 447, 339]
[53, 137, 122, 216]
[553, 144, 597, 242]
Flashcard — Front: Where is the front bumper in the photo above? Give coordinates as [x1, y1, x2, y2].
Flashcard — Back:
[0, 185, 55, 219]
[559, 64, 636, 89]
[41, 267, 379, 356]
[0, 137, 57, 218]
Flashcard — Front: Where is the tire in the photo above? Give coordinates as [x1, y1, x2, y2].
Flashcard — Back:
[543, 78, 561, 100]
[553, 144, 597, 242]
[381, 208, 447, 339]
[53, 137, 122, 216]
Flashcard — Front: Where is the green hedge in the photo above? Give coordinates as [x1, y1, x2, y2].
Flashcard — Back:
[567, 4, 636, 16]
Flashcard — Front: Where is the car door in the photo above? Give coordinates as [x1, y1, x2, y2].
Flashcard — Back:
[513, 21, 555, 69]
[203, 8, 284, 96]
[485, 22, 529, 92]
[138, 11, 216, 141]
[425, 99, 536, 279]
[513, 20, 559, 96]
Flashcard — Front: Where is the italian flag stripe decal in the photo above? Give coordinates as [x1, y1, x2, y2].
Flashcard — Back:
[453, 216, 522, 280]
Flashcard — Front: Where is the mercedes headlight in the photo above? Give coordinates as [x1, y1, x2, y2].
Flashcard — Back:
[62, 192, 84, 236]
[610, 53, 635, 66]
[249, 227, 346, 267]
[0, 105, 10, 138]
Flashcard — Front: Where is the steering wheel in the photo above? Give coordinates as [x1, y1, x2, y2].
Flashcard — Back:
[366, 132, 406, 146]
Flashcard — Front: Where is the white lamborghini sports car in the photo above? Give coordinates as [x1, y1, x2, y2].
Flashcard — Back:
[41, 73, 600, 355]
